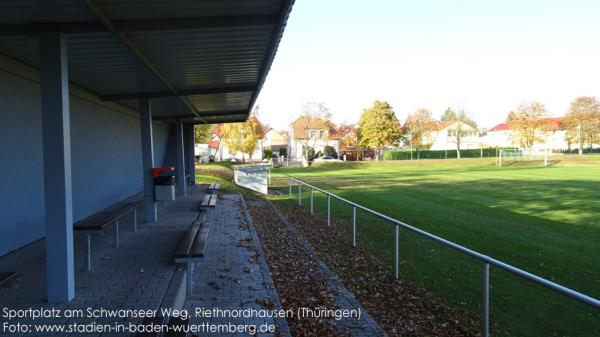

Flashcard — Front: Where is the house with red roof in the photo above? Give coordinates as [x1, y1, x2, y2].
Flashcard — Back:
[485, 122, 515, 148]
[485, 117, 569, 150]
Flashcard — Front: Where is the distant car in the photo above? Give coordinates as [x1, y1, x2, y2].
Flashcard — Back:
[313, 156, 341, 162]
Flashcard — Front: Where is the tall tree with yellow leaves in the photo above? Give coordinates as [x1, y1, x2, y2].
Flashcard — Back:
[357, 100, 402, 160]
[220, 116, 264, 162]
[508, 101, 548, 149]
[403, 108, 435, 159]
[564, 96, 600, 155]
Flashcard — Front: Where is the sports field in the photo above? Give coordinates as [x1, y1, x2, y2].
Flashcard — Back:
[270, 156, 600, 337]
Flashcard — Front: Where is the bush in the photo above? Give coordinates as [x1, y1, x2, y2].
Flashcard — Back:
[303, 146, 316, 161]
[316, 150, 324, 158]
[323, 145, 338, 159]
[279, 148, 287, 157]
[263, 149, 273, 159]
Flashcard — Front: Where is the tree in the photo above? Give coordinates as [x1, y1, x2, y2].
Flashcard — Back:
[240, 116, 264, 162]
[447, 109, 477, 159]
[506, 111, 516, 122]
[220, 123, 243, 160]
[194, 124, 216, 144]
[564, 96, 600, 155]
[220, 116, 264, 162]
[441, 107, 457, 122]
[508, 101, 548, 149]
[357, 101, 402, 160]
[337, 123, 358, 149]
[403, 108, 435, 159]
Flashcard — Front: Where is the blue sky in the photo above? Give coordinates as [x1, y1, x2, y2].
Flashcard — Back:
[255, 0, 600, 130]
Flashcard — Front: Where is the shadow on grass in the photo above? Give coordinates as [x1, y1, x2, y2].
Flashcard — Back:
[268, 174, 600, 337]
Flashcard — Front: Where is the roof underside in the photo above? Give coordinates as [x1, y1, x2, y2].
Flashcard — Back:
[0, 0, 294, 124]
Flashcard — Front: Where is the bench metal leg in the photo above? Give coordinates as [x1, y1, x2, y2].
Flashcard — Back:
[113, 220, 119, 248]
[84, 233, 91, 272]
[133, 209, 138, 232]
[186, 261, 194, 297]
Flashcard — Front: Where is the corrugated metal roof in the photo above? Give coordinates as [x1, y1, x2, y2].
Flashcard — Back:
[0, 0, 294, 124]
[99, 0, 282, 20]
[0, 0, 97, 24]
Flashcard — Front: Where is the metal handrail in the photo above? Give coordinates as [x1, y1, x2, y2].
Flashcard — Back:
[282, 175, 600, 337]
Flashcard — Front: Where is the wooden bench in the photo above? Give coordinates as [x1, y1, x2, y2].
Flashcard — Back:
[0, 272, 18, 287]
[200, 193, 217, 208]
[175, 221, 211, 296]
[208, 182, 220, 191]
[74, 195, 143, 271]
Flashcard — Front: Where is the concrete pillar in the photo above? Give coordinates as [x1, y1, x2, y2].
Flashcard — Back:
[185, 124, 195, 185]
[175, 120, 186, 196]
[140, 98, 157, 222]
[40, 32, 75, 302]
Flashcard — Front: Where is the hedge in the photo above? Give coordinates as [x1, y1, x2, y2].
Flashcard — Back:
[383, 148, 500, 160]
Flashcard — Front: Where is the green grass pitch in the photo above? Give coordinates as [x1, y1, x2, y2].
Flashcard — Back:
[269, 156, 600, 337]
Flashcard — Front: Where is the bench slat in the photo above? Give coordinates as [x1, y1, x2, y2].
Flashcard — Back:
[0, 272, 17, 287]
[208, 195, 217, 207]
[174, 222, 201, 258]
[190, 223, 211, 258]
[74, 199, 142, 231]
[200, 194, 211, 207]
[85, 206, 137, 230]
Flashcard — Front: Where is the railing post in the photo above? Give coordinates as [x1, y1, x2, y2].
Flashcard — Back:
[352, 206, 357, 247]
[310, 188, 314, 214]
[327, 194, 331, 226]
[394, 225, 399, 279]
[298, 183, 302, 206]
[482, 262, 490, 337]
[289, 179, 292, 197]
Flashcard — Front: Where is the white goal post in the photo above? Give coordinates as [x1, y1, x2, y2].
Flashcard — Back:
[497, 149, 550, 167]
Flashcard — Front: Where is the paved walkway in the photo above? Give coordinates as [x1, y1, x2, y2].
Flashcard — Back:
[184, 194, 290, 337]
[0, 187, 289, 337]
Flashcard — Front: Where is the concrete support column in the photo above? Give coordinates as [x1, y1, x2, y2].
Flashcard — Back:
[140, 98, 157, 222]
[185, 124, 195, 185]
[175, 120, 186, 196]
[40, 32, 75, 302]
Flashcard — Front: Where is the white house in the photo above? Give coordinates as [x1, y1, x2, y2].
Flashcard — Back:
[428, 121, 482, 151]
[194, 143, 210, 163]
[485, 122, 516, 148]
[485, 117, 569, 150]
[288, 117, 340, 160]
[262, 128, 288, 155]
